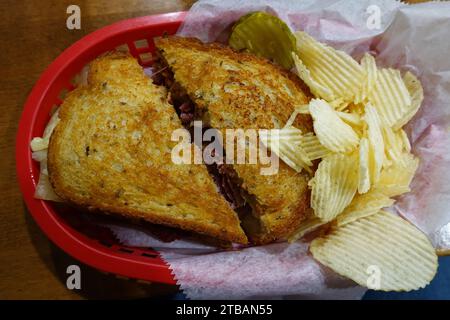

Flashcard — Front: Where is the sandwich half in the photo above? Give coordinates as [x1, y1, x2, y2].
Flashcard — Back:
[47, 52, 247, 244]
[154, 36, 313, 244]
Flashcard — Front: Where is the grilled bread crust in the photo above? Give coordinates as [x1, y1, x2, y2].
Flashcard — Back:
[47, 52, 247, 244]
[155, 36, 313, 244]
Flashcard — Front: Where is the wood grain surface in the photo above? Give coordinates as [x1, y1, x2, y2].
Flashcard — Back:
[0, 0, 432, 300]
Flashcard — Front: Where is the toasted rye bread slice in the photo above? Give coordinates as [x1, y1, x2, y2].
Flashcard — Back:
[47, 52, 247, 244]
[155, 36, 313, 244]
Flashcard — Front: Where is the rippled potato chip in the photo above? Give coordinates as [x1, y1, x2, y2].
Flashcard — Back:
[309, 99, 359, 153]
[329, 98, 349, 111]
[311, 210, 437, 291]
[337, 111, 362, 127]
[300, 133, 332, 160]
[364, 104, 385, 183]
[382, 126, 411, 167]
[373, 153, 419, 197]
[348, 103, 365, 116]
[292, 53, 335, 101]
[260, 126, 312, 173]
[294, 31, 365, 102]
[355, 53, 378, 104]
[358, 137, 371, 194]
[394, 71, 424, 129]
[311, 153, 359, 222]
[398, 129, 411, 153]
[288, 214, 326, 242]
[336, 191, 394, 226]
[368, 68, 412, 129]
[284, 105, 310, 128]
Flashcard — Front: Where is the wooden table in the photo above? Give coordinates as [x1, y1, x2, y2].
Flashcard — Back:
[0, 0, 430, 300]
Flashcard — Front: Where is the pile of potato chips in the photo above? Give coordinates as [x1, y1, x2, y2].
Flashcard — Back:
[267, 31, 437, 291]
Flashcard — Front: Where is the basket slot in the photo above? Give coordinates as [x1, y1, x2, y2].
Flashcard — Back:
[139, 52, 153, 66]
[98, 240, 114, 248]
[118, 247, 134, 254]
[141, 252, 158, 259]
[116, 44, 130, 53]
[115, 246, 160, 260]
[134, 39, 149, 49]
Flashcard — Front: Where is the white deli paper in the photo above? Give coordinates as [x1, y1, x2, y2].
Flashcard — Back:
[110, 0, 450, 299]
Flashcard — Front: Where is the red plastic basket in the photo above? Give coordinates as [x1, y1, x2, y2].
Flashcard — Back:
[15, 12, 191, 285]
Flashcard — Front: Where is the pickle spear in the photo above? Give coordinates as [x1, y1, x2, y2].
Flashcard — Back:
[229, 12, 296, 69]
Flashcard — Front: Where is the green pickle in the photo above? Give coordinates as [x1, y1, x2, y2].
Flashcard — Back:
[229, 11, 296, 69]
